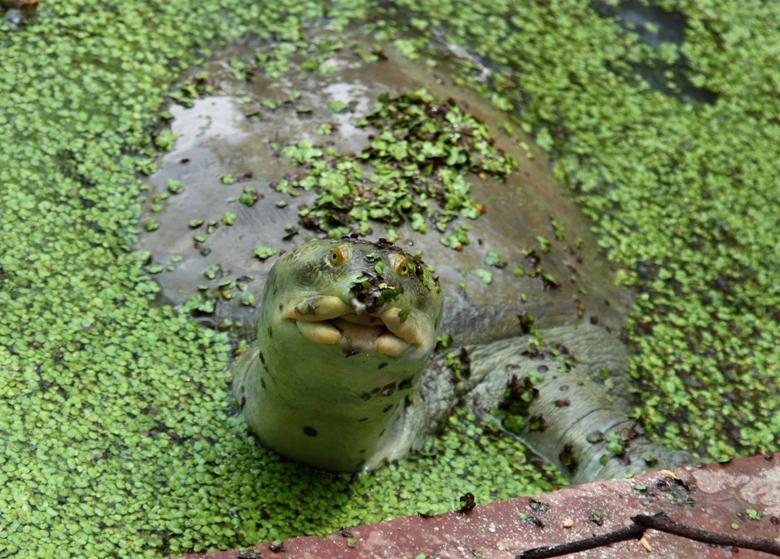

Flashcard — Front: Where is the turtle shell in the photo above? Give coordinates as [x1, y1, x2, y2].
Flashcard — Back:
[136, 40, 632, 345]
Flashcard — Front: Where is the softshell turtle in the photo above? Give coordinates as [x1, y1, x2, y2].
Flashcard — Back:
[137, 37, 693, 482]
[232, 238, 443, 472]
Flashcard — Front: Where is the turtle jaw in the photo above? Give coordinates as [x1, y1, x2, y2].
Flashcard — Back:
[284, 295, 431, 357]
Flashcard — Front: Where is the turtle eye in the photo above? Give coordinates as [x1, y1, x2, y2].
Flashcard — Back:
[327, 244, 350, 267]
[393, 255, 411, 277]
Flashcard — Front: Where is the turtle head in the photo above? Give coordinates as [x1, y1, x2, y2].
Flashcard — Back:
[261, 238, 443, 360]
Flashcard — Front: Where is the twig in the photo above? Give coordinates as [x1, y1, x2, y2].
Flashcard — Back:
[517, 512, 780, 559]
[633, 513, 780, 556]
[518, 523, 644, 558]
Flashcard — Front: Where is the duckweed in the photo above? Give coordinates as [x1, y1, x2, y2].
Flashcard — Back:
[1, 0, 777, 557]
[278, 89, 514, 240]
[385, 0, 779, 459]
[0, 2, 561, 556]
[252, 245, 277, 260]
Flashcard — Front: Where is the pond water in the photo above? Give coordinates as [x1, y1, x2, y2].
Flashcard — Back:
[1, 2, 776, 557]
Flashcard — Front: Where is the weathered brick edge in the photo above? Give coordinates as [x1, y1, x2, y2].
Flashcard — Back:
[187, 453, 779, 559]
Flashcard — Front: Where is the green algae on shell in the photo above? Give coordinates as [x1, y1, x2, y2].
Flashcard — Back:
[282, 88, 516, 239]
[136, 41, 631, 346]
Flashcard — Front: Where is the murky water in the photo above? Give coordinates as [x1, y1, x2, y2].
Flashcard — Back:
[592, 0, 718, 104]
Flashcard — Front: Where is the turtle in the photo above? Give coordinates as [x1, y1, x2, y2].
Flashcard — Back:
[136, 35, 693, 482]
[231, 238, 444, 472]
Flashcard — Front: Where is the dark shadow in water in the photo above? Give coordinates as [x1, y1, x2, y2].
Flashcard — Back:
[592, 0, 718, 104]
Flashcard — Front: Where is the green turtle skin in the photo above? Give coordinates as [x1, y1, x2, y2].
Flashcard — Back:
[232, 239, 443, 472]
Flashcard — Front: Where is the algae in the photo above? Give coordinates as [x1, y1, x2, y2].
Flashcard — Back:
[278, 88, 515, 240]
[382, 0, 779, 459]
[0, 0, 777, 557]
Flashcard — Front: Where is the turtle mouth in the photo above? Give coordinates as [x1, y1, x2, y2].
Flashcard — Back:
[284, 296, 426, 357]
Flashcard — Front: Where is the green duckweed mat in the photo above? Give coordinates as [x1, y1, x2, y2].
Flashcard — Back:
[0, 1, 777, 556]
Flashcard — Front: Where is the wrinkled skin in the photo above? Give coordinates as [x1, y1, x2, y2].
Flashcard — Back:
[232, 239, 443, 472]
